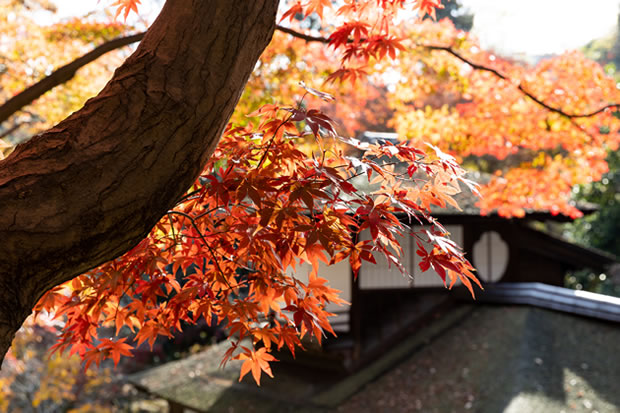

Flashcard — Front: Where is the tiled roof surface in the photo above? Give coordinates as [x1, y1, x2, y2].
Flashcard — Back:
[129, 302, 620, 412]
[339, 305, 620, 413]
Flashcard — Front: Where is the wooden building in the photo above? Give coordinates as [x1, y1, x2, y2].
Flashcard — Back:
[287, 207, 618, 371]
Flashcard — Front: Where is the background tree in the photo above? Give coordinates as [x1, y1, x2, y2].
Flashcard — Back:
[564, 147, 620, 296]
[385, 19, 620, 218]
[562, 14, 620, 295]
[570, 8, 620, 260]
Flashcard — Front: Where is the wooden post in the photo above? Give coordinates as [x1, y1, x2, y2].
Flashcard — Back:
[350, 232, 363, 361]
[169, 400, 185, 413]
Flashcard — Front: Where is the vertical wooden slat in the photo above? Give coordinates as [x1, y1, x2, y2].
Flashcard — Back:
[351, 235, 362, 359]
[169, 401, 184, 413]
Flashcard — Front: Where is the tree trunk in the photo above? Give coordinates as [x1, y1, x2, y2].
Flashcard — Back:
[0, 0, 279, 361]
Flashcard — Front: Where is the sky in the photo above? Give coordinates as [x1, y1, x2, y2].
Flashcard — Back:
[40, 0, 163, 27]
[462, 0, 620, 56]
[48, 0, 620, 58]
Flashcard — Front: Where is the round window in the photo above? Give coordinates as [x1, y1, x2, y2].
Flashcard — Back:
[472, 231, 509, 283]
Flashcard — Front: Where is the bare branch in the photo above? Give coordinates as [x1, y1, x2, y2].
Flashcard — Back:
[275, 25, 330, 43]
[0, 32, 145, 124]
[271, 26, 620, 119]
[424, 45, 620, 119]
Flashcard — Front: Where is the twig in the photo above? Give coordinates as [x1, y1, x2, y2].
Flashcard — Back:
[256, 113, 294, 169]
[275, 25, 330, 44]
[0, 122, 27, 140]
[166, 211, 228, 284]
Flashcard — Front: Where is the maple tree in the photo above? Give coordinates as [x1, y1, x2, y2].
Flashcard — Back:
[0, 0, 618, 386]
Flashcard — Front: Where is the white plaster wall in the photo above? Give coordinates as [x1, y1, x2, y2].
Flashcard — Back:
[288, 259, 351, 320]
[357, 225, 464, 289]
[358, 230, 413, 289]
[413, 225, 464, 287]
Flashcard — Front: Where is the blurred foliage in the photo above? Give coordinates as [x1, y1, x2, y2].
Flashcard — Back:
[564, 148, 620, 296]
[0, 316, 129, 412]
[566, 149, 620, 256]
[582, 12, 620, 70]
[429, 0, 474, 32]
[562, 15, 620, 296]
[565, 269, 619, 296]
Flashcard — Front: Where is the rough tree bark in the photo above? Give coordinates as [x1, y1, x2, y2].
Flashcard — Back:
[0, 0, 279, 361]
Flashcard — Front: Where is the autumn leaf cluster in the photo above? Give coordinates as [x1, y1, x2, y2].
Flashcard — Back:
[36, 78, 481, 383]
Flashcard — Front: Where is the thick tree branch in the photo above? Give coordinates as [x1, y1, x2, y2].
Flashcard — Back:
[0, 32, 145, 124]
[0, 0, 279, 362]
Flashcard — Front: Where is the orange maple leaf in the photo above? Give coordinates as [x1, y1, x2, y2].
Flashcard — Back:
[110, 0, 141, 21]
[304, 0, 332, 19]
[238, 347, 276, 386]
